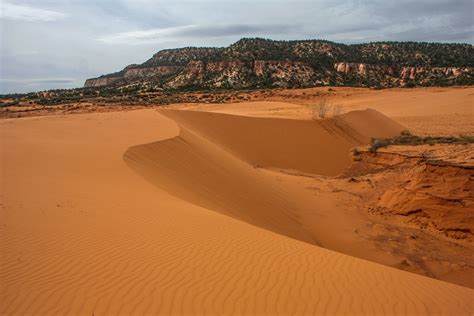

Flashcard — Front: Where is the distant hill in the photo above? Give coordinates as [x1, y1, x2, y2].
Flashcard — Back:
[85, 38, 474, 89]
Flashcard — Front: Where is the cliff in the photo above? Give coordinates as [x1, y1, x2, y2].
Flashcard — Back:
[333, 62, 471, 86]
[84, 38, 474, 89]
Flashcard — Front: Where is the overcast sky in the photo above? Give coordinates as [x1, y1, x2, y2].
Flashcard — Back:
[1, 0, 473, 94]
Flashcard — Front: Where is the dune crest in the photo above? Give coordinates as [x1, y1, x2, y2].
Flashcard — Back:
[124, 127, 316, 245]
[124, 108, 405, 245]
[156, 108, 404, 176]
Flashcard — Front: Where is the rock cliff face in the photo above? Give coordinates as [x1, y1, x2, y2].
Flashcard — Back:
[164, 59, 318, 89]
[84, 77, 121, 87]
[122, 66, 182, 79]
[84, 38, 474, 89]
[84, 66, 183, 87]
[333, 62, 471, 86]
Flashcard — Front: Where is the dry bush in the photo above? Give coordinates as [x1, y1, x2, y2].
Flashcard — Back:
[332, 104, 344, 116]
[311, 98, 331, 119]
[311, 99, 344, 119]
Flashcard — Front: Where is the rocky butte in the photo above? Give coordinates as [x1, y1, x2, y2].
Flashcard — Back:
[85, 38, 474, 89]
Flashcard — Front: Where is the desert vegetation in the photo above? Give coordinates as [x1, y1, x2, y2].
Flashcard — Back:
[369, 131, 474, 152]
[311, 99, 344, 119]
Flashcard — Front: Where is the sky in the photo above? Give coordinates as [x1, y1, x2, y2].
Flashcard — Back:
[1, 0, 473, 94]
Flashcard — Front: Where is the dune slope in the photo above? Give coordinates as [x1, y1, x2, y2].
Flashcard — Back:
[1, 110, 473, 315]
[124, 108, 405, 253]
[125, 108, 473, 286]
[158, 108, 404, 176]
[124, 127, 315, 245]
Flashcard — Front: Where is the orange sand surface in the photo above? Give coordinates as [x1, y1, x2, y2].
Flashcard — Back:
[1, 109, 473, 315]
[171, 86, 474, 136]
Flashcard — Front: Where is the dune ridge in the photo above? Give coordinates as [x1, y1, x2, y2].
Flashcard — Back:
[124, 126, 316, 245]
[124, 108, 405, 248]
[157, 108, 405, 176]
[1, 109, 473, 315]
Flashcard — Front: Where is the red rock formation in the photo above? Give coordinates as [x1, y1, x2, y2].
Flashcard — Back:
[83, 39, 474, 89]
[334, 62, 470, 83]
[123, 66, 182, 79]
[84, 77, 121, 87]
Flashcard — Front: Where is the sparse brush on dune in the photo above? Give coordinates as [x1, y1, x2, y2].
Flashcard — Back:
[331, 104, 344, 116]
[311, 99, 343, 119]
[311, 98, 330, 119]
[369, 131, 474, 152]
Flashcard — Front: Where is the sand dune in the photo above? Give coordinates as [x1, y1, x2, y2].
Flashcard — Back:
[126, 108, 474, 287]
[171, 86, 474, 136]
[157, 108, 404, 176]
[1, 109, 473, 315]
[124, 127, 315, 245]
[124, 109, 420, 267]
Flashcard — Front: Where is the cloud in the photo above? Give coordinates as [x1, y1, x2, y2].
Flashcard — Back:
[1, 78, 76, 84]
[387, 28, 474, 43]
[0, 2, 66, 22]
[0, 78, 77, 94]
[99, 24, 299, 45]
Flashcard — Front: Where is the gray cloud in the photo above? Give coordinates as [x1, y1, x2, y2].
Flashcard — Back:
[99, 24, 301, 44]
[0, 78, 77, 95]
[1, 0, 473, 93]
[0, 2, 66, 22]
[387, 28, 474, 43]
[1, 78, 76, 84]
